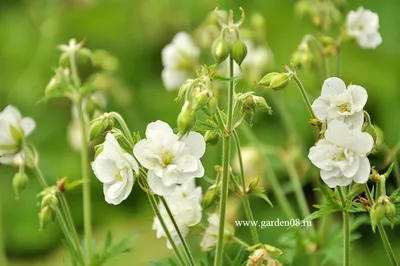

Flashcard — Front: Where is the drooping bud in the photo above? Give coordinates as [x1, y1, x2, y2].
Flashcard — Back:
[211, 38, 230, 64]
[39, 206, 56, 230]
[207, 97, 218, 114]
[13, 172, 28, 198]
[177, 102, 196, 136]
[253, 96, 272, 115]
[230, 40, 247, 66]
[41, 193, 59, 208]
[202, 184, 220, 209]
[193, 90, 212, 110]
[204, 130, 219, 146]
[89, 113, 114, 140]
[258, 72, 291, 91]
[371, 196, 395, 232]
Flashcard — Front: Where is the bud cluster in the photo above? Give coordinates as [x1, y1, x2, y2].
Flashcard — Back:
[370, 195, 396, 231]
[38, 187, 59, 229]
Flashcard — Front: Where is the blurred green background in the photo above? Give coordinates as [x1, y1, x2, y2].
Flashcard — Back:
[0, 0, 399, 265]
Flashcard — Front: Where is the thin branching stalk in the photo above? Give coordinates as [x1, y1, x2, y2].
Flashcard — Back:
[232, 236, 250, 248]
[304, 34, 329, 79]
[338, 187, 350, 266]
[292, 74, 317, 120]
[364, 184, 399, 266]
[159, 196, 196, 266]
[232, 130, 259, 244]
[214, 56, 235, 266]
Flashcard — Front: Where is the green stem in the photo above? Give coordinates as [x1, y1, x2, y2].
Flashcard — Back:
[147, 192, 186, 266]
[292, 74, 317, 120]
[77, 99, 92, 265]
[159, 196, 196, 266]
[232, 130, 259, 244]
[0, 197, 6, 266]
[214, 56, 235, 266]
[239, 125, 297, 219]
[304, 34, 329, 79]
[109, 112, 135, 146]
[232, 236, 250, 248]
[338, 187, 350, 266]
[364, 185, 399, 266]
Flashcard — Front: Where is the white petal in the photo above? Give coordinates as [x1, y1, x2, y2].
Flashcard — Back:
[340, 155, 360, 178]
[311, 97, 329, 121]
[325, 120, 350, 148]
[353, 157, 370, 184]
[1, 105, 22, 127]
[180, 131, 206, 158]
[21, 117, 36, 136]
[124, 153, 139, 174]
[348, 131, 374, 156]
[321, 77, 346, 96]
[103, 133, 124, 160]
[348, 85, 368, 112]
[347, 111, 364, 130]
[320, 168, 341, 180]
[133, 140, 159, 169]
[162, 68, 188, 91]
[145, 120, 174, 141]
[148, 170, 176, 196]
[92, 154, 119, 183]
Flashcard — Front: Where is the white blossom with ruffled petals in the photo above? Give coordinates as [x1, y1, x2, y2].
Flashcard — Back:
[92, 133, 139, 205]
[161, 32, 200, 91]
[312, 77, 368, 129]
[346, 7, 382, 49]
[0, 105, 35, 165]
[152, 179, 202, 249]
[308, 120, 373, 188]
[133, 120, 205, 196]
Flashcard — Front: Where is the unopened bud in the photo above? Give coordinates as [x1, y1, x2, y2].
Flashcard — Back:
[13, 172, 28, 198]
[177, 102, 195, 136]
[204, 130, 219, 146]
[230, 40, 247, 66]
[258, 72, 291, 91]
[94, 143, 104, 158]
[207, 97, 218, 114]
[211, 38, 230, 64]
[39, 206, 56, 229]
[203, 184, 220, 209]
[253, 96, 272, 115]
[41, 193, 59, 208]
[89, 113, 114, 140]
[193, 90, 212, 110]
[247, 176, 260, 194]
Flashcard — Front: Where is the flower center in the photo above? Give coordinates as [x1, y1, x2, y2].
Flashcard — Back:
[160, 150, 173, 167]
[114, 171, 123, 181]
[337, 103, 350, 113]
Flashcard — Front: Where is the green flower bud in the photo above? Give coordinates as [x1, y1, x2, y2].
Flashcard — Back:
[13, 172, 28, 198]
[177, 102, 195, 136]
[202, 184, 220, 209]
[207, 97, 218, 114]
[89, 113, 114, 140]
[193, 90, 212, 110]
[204, 130, 219, 146]
[230, 40, 247, 66]
[258, 72, 291, 91]
[385, 201, 396, 227]
[211, 38, 230, 64]
[39, 206, 56, 230]
[41, 193, 59, 209]
[94, 143, 104, 159]
[371, 196, 389, 232]
[253, 96, 273, 115]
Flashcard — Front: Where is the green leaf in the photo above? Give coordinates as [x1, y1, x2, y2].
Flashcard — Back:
[250, 187, 273, 207]
[303, 205, 341, 222]
[345, 202, 367, 213]
[390, 187, 400, 201]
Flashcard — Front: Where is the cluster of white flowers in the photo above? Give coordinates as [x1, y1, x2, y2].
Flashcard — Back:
[308, 77, 374, 188]
[92, 133, 139, 205]
[133, 120, 206, 196]
[152, 179, 202, 249]
[0, 105, 35, 165]
[346, 7, 382, 49]
[161, 32, 200, 91]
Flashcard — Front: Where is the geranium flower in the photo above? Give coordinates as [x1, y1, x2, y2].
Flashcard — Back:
[346, 7, 382, 49]
[0, 105, 35, 165]
[133, 120, 205, 196]
[308, 119, 373, 188]
[92, 133, 139, 205]
[312, 77, 368, 129]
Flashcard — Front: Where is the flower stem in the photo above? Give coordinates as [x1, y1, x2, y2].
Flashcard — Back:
[364, 184, 399, 266]
[77, 98, 92, 265]
[214, 55, 235, 266]
[110, 112, 135, 146]
[338, 187, 350, 266]
[239, 124, 297, 219]
[159, 196, 196, 266]
[0, 198, 6, 266]
[232, 236, 250, 248]
[147, 192, 186, 266]
[292, 74, 317, 120]
[304, 34, 329, 79]
[232, 130, 259, 244]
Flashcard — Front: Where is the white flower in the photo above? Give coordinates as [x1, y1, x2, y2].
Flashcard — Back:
[200, 213, 219, 251]
[152, 179, 202, 249]
[58, 38, 83, 54]
[346, 7, 382, 49]
[0, 105, 35, 165]
[312, 77, 368, 129]
[92, 133, 139, 205]
[161, 32, 200, 91]
[308, 120, 373, 188]
[133, 120, 205, 196]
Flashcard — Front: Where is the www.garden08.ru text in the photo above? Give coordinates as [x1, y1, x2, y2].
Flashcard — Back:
[235, 219, 312, 228]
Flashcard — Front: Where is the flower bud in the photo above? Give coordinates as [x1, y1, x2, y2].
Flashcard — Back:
[385, 201, 396, 227]
[230, 40, 247, 66]
[204, 130, 219, 146]
[207, 97, 218, 114]
[211, 38, 230, 64]
[193, 90, 212, 110]
[39, 206, 56, 230]
[177, 102, 195, 136]
[94, 143, 104, 159]
[41, 193, 59, 208]
[13, 172, 28, 198]
[258, 72, 291, 91]
[89, 113, 114, 140]
[253, 96, 273, 115]
[203, 184, 220, 209]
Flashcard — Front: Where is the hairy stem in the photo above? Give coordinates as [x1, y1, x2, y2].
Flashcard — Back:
[232, 236, 250, 248]
[214, 55, 235, 266]
[364, 184, 399, 266]
[232, 130, 259, 244]
[292, 74, 317, 120]
[159, 197, 196, 266]
[338, 187, 350, 266]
